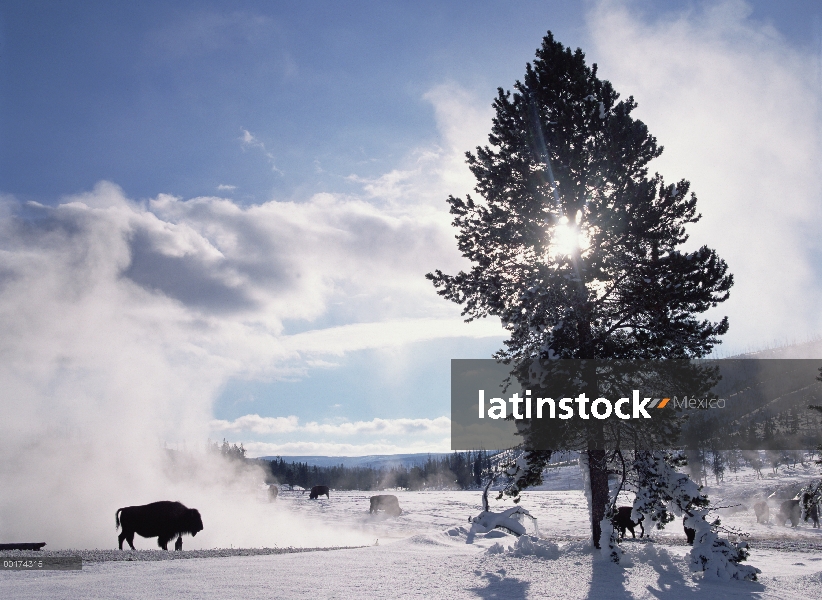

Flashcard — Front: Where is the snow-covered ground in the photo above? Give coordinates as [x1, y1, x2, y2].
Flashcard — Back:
[2, 464, 821, 599]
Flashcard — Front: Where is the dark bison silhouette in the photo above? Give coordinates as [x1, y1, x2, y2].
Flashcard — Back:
[778, 499, 801, 527]
[369, 495, 402, 516]
[309, 485, 330, 500]
[684, 516, 696, 545]
[268, 484, 279, 501]
[174, 536, 183, 551]
[800, 493, 820, 528]
[807, 504, 820, 528]
[753, 501, 769, 524]
[116, 501, 203, 550]
[612, 506, 643, 539]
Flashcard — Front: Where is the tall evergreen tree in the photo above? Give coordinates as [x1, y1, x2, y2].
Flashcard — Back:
[428, 32, 733, 547]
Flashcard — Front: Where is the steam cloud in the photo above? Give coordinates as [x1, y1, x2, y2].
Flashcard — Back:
[588, 0, 822, 352]
[0, 182, 487, 549]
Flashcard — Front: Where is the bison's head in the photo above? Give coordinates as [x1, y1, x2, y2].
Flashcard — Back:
[185, 508, 204, 536]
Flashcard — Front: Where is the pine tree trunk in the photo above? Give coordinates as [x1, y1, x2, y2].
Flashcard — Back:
[587, 447, 609, 549]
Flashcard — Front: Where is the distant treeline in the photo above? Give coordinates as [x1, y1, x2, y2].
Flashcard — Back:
[263, 451, 494, 491]
[208, 438, 247, 460]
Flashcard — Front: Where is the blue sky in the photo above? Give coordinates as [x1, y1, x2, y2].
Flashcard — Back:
[1, 1, 822, 456]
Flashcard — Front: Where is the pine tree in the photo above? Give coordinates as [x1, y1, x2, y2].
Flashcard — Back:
[428, 32, 733, 547]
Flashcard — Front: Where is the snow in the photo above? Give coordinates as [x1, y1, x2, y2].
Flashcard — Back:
[2, 467, 821, 599]
[467, 506, 535, 540]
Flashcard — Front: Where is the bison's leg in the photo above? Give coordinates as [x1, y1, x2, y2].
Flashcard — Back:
[120, 531, 135, 550]
[175, 536, 183, 551]
[626, 523, 636, 538]
[638, 519, 644, 538]
[158, 533, 174, 551]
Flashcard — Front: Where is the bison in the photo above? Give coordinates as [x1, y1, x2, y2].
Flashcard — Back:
[807, 504, 820, 528]
[369, 495, 402, 516]
[268, 484, 279, 502]
[612, 506, 643, 539]
[778, 499, 801, 527]
[802, 494, 820, 528]
[753, 501, 769, 524]
[116, 501, 203, 550]
[809, 505, 820, 528]
[309, 485, 330, 500]
[683, 516, 696, 545]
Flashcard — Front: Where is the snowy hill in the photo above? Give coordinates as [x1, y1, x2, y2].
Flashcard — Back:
[731, 337, 822, 359]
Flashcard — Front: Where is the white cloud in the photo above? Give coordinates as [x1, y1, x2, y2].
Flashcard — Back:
[0, 181, 502, 398]
[282, 318, 503, 356]
[240, 128, 283, 174]
[345, 82, 493, 208]
[587, 0, 822, 351]
[240, 128, 262, 148]
[217, 184, 237, 191]
[211, 415, 450, 437]
[242, 439, 451, 458]
[211, 414, 300, 434]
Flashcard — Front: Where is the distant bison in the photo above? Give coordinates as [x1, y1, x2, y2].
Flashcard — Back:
[807, 504, 820, 528]
[612, 506, 643, 539]
[116, 501, 203, 550]
[753, 501, 769, 524]
[309, 485, 330, 500]
[369, 495, 402, 516]
[268, 484, 279, 501]
[683, 516, 696, 545]
[778, 499, 801, 527]
[802, 494, 820, 528]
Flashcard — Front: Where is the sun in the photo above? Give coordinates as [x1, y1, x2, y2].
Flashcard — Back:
[549, 212, 589, 259]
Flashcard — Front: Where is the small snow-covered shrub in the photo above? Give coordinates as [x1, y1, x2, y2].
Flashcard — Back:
[631, 451, 759, 581]
[685, 510, 760, 581]
[486, 542, 506, 555]
[467, 506, 532, 542]
[632, 450, 706, 530]
[598, 516, 623, 563]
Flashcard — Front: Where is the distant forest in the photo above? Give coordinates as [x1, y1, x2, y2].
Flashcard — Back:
[260, 451, 494, 491]
[205, 437, 821, 492]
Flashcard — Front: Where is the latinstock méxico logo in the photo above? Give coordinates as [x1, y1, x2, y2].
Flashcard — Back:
[478, 390, 670, 421]
[451, 359, 810, 452]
